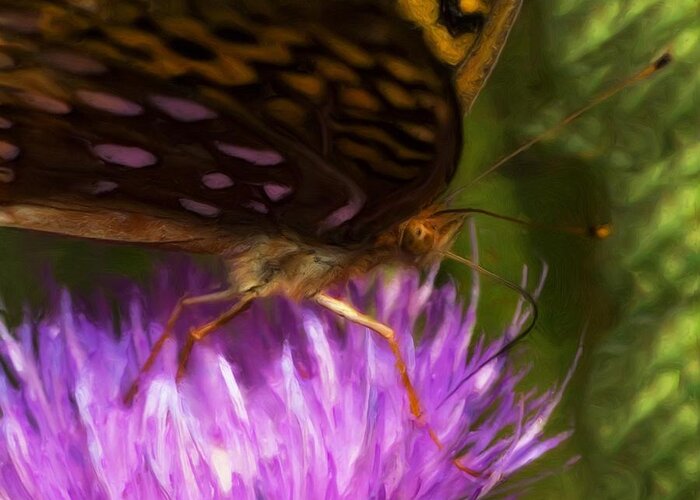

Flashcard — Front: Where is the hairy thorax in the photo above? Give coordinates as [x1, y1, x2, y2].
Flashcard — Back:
[224, 206, 465, 301]
[224, 234, 395, 301]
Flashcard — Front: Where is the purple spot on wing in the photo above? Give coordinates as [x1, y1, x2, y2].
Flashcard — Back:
[243, 200, 269, 214]
[321, 191, 366, 230]
[202, 172, 234, 189]
[42, 50, 107, 75]
[89, 180, 118, 194]
[215, 142, 284, 166]
[0, 141, 19, 162]
[93, 144, 157, 168]
[264, 183, 293, 202]
[16, 91, 72, 114]
[179, 198, 221, 218]
[0, 167, 14, 183]
[77, 90, 143, 116]
[0, 117, 13, 129]
[150, 95, 217, 122]
[0, 53, 14, 69]
[0, 10, 40, 34]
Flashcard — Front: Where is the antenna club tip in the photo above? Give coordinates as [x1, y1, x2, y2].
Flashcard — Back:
[590, 223, 613, 239]
[653, 51, 673, 71]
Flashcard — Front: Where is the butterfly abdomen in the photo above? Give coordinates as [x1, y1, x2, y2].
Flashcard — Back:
[222, 232, 394, 301]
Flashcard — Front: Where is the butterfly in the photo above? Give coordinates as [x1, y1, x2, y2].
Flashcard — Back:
[0, 0, 523, 467]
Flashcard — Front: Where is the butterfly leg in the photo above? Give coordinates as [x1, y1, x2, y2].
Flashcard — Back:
[124, 288, 239, 404]
[314, 292, 481, 476]
[314, 293, 424, 418]
[175, 294, 256, 380]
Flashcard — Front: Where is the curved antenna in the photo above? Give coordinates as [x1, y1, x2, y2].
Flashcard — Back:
[433, 207, 612, 239]
[439, 251, 539, 406]
[445, 51, 672, 201]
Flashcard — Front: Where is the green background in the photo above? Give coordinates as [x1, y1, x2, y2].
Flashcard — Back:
[0, 1, 698, 498]
[447, 0, 699, 498]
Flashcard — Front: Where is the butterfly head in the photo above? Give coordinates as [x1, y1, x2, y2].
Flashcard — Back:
[396, 207, 465, 265]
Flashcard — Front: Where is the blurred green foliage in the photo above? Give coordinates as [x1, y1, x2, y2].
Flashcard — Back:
[449, 0, 699, 498]
[0, 1, 697, 498]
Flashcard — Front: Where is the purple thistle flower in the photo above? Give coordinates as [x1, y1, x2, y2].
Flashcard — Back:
[0, 258, 575, 499]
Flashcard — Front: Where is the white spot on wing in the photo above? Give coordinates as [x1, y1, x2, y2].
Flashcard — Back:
[179, 198, 221, 218]
[88, 180, 118, 194]
[76, 90, 143, 116]
[93, 144, 157, 168]
[150, 95, 217, 122]
[202, 172, 234, 189]
[16, 91, 71, 114]
[0, 117, 13, 129]
[215, 142, 284, 166]
[263, 183, 292, 202]
[0, 141, 19, 162]
[320, 190, 366, 230]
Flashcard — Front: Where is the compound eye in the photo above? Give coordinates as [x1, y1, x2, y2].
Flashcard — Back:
[401, 222, 435, 255]
[438, 0, 486, 37]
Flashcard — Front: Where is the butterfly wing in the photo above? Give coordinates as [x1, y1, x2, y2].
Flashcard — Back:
[398, 0, 522, 111]
[454, 0, 522, 112]
[0, 0, 516, 251]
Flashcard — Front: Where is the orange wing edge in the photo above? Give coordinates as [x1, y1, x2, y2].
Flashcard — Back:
[455, 0, 523, 113]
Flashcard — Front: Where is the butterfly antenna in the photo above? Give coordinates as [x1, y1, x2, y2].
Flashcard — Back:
[439, 251, 539, 406]
[447, 50, 672, 199]
[434, 207, 612, 239]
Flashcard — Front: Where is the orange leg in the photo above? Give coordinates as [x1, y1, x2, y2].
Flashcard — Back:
[314, 293, 481, 477]
[175, 295, 255, 380]
[124, 288, 240, 404]
[314, 293, 424, 420]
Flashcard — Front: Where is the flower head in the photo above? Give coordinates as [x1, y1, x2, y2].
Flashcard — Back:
[0, 259, 574, 499]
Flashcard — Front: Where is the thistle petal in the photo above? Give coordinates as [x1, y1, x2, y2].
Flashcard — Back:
[0, 261, 574, 498]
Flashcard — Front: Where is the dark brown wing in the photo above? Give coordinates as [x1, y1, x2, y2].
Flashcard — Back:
[0, 0, 513, 249]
